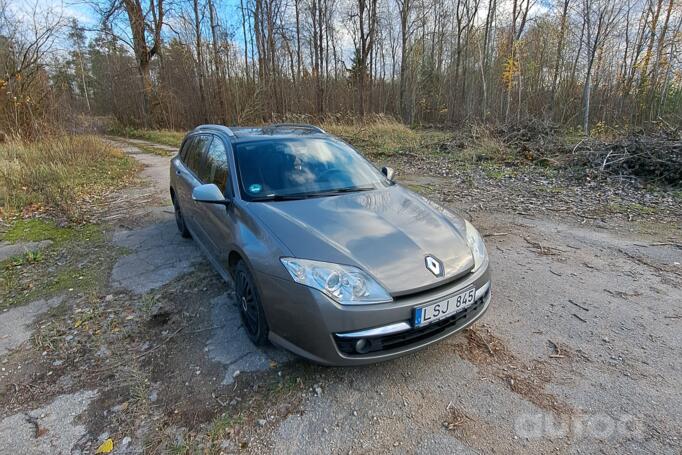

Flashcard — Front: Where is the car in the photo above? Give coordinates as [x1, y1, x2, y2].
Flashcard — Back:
[170, 123, 491, 365]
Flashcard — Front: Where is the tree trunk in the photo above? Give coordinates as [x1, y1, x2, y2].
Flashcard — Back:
[648, 0, 674, 119]
[398, 0, 411, 123]
[550, 0, 570, 112]
[121, 0, 164, 127]
[193, 0, 208, 122]
[208, 0, 227, 124]
[295, 0, 302, 81]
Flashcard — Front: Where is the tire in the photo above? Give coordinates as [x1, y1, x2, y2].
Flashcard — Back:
[173, 195, 191, 238]
[233, 260, 269, 346]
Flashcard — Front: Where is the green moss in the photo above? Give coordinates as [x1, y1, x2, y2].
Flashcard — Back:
[42, 264, 104, 296]
[1, 219, 102, 244]
[0, 223, 116, 310]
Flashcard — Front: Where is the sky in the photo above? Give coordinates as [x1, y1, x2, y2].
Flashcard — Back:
[10, 0, 96, 25]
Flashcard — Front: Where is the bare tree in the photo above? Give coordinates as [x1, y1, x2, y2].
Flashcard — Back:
[350, 0, 379, 116]
[11, 0, 681, 131]
[580, 0, 622, 134]
[102, 0, 165, 126]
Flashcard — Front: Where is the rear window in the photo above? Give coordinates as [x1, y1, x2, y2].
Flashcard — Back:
[179, 136, 195, 161]
[203, 136, 229, 190]
[183, 135, 211, 176]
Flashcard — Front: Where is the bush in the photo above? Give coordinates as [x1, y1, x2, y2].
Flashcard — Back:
[0, 135, 138, 220]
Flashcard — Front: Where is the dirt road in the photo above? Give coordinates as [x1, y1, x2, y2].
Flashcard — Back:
[0, 138, 680, 454]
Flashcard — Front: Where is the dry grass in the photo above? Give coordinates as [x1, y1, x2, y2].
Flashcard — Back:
[109, 119, 453, 159]
[0, 135, 139, 220]
[108, 126, 185, 148]
[323, 118, 452, 157]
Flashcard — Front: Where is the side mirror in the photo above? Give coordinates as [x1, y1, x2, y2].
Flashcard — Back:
[192, 183, 228, 204]
[381, 166, 395, 182]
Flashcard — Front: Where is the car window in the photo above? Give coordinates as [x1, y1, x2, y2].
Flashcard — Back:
[234, 138, 389, 200]
[185, 134, 211, 177]
[204, 135, 229, 190]
[179, 136, 195, 161]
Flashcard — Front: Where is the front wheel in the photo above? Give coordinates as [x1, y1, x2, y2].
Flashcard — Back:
[233, 260, 269, 346]
[173, 196, 191, 238]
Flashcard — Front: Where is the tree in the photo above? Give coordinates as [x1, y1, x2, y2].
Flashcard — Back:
[350, 0, 378, 116]
[396, 0, 413, 123]
[580, 0, 622, 134]
[104, 0, 165, 126]
[68, 19, 91, 112]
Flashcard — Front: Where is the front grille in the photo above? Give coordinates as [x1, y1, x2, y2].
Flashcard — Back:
[393, 272, 470, 302]
[334, 290, 489, 356]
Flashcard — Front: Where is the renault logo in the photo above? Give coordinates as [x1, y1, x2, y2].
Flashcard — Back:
[425, 255, 444, 277]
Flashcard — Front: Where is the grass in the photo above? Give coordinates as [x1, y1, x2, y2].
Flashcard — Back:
[323, 119, 452, 157]
[0, 135, 139, 220]
[110, 119, 452, 159]
[130, 142, 176, 157]
[10, 250, 44, 266]
[0, 222, 120, 310]
[480, 162, 517, 180]
[108, 125, 184, 148]
[607, 202, 657, 216]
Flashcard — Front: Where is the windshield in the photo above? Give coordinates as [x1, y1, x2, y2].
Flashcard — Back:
[234, 137, 390, 201]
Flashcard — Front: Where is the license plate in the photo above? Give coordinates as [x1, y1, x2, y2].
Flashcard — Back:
[413, 287, 476, 328]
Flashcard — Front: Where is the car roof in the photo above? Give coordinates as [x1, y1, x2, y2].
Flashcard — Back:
[190, 123, 328, 142]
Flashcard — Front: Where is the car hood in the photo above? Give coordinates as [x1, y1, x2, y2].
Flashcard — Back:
[248, 186, 474, 295]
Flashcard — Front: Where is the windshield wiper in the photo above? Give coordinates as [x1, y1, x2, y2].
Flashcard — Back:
[332, 185, 376, 193]
[250, 186, 375, 202]
[250, 193, 311, 201]
[308, 186, 376, 197]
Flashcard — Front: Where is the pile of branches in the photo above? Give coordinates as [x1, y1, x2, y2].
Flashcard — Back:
[494, 119, 570, 162]
[572, 128, 682, 185]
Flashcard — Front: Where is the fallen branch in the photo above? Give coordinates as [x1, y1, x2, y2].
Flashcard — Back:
[483, 232, 510, 237]
[568, 299, 589, 312]
[572, 313, 587, 323]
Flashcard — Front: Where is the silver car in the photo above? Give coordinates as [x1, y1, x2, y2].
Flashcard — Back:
[170, 124, 491, 365]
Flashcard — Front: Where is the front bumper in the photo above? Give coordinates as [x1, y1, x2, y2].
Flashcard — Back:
[256, 261, 491, 366]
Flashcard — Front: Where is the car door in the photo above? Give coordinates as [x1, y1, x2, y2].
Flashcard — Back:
[176, 134, 212, 237]
[192, 134, 236, 270]
[173, 136, 196, 222]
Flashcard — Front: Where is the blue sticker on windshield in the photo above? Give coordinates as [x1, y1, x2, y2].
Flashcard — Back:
[248, 183, 262, 193]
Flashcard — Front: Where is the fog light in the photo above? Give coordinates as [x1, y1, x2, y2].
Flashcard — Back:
[355, 338, 370, 354]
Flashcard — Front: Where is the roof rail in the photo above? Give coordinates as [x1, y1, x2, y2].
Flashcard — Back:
[193, 124, 235, 137]
[263, 123, 326, 134]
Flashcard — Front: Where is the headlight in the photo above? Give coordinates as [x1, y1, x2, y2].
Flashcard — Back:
[465, 220, 488, 273]
[280, 258, 392, 305]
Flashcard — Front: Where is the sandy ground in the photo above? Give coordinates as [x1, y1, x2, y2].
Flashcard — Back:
[0, 138, 679, 454]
